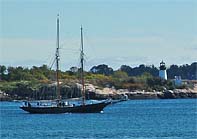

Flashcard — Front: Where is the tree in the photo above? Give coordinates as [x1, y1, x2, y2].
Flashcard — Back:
[120, 65, 132, 76]
[113, 70, 128, 79]
[0, 65, 6, 80]
[90, 64, 114, 76]
[0, 65, 6, 75]
[190, 62, 197, 80]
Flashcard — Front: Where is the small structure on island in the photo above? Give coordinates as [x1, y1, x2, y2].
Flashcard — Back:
[70, 66, 78, 73]
[159, 60, 167, 80]
[174, 76, 182, 86]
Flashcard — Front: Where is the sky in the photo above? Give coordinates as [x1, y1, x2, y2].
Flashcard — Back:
[0, 0, 197, 71]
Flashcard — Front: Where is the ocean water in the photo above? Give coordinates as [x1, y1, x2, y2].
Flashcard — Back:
[0, 99, 197, 139]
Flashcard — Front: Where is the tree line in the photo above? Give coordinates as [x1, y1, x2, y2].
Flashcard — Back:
[0, 62, 196, 82]
[90, 62, 197, 80]
[0, 63, 196, 99]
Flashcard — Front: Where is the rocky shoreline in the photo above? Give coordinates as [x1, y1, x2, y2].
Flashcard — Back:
[1, 83, 197, 101]
[89, 88, 197, 100]
[82, 83, 197, 100]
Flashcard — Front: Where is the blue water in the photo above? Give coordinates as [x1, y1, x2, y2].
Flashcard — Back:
[1, 99, 197, 139]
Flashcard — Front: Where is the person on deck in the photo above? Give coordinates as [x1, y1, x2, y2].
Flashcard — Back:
[62, 102, 65, 107]
[28, 102, 31, 107]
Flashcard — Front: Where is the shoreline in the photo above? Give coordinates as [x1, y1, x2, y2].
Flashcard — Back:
[1, 83, 197, 101]
[1, 89, 196, 101]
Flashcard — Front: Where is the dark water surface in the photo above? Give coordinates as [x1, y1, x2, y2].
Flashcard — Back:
[1, 99, 197, 139]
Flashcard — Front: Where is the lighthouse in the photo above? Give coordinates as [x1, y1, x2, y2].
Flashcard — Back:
[159, 61, 167, 80]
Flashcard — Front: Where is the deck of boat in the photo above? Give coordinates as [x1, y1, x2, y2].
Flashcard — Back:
[20, 101, 111, 114]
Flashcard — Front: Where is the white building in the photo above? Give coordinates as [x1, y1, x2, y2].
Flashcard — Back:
[174, 76, 182, 86]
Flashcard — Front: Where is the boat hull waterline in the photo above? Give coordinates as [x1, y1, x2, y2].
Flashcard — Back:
[20, 101, 111, 114]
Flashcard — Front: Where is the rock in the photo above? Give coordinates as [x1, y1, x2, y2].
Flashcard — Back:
[163, 90, 176, 99]
[0, 90, 12, 101]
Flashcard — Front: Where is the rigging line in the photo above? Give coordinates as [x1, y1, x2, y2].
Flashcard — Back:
[61, 47, 79, 51]
[50, 57, 56, 70]
[61, 48, 79, 54]
[48, 57, 53, 68]
[77, 51, 88, 69]
[60, 40, 79, 48]
[48, 54, 55, 66]
[59, 44, 65, 50]
[43, 55, 51, 65]
[79, 29, 96, 61]
[61, 49, 79, 54]
[60, 42, 80, 54]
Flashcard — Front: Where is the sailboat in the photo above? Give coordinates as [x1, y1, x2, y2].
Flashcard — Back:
[20, 15, 111, 114]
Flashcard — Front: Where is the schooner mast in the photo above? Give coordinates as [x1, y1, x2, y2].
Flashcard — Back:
[80, 26, 85, 105]
[56, 14, 61, 100]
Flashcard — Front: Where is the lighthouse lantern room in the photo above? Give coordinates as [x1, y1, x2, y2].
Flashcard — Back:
[159, 61, 167, 80]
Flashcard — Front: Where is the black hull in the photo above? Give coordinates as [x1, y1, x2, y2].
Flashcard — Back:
[20, 101, 111, 114]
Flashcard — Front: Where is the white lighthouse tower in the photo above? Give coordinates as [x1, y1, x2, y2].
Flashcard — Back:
[159, 61, 167, 80]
